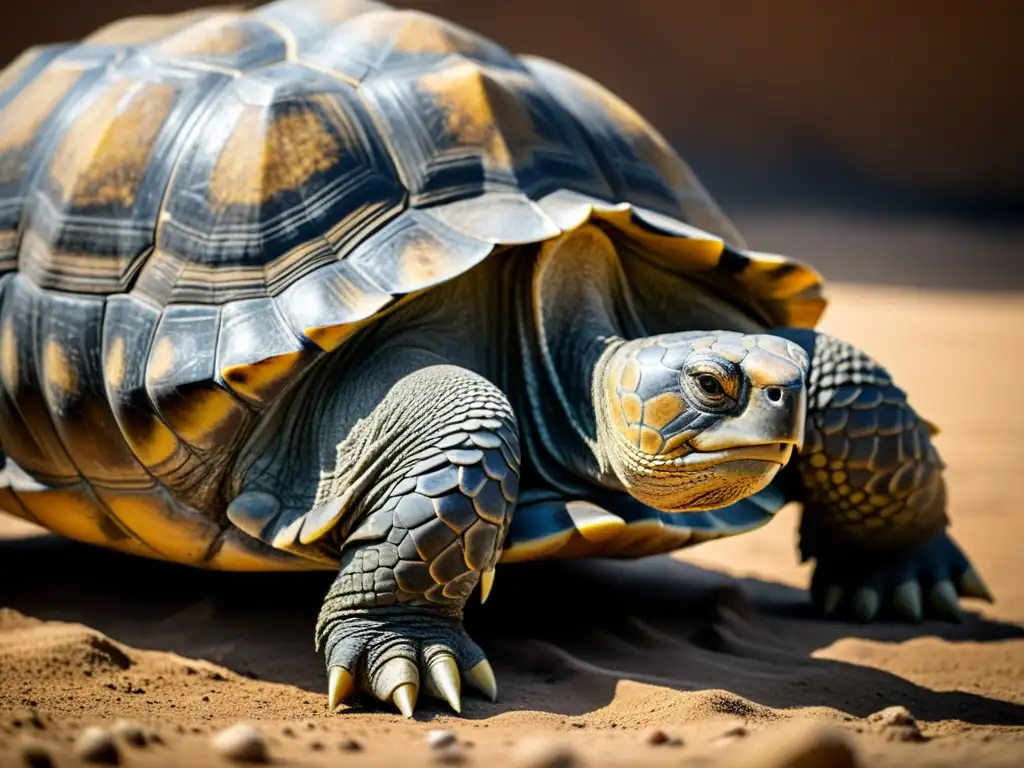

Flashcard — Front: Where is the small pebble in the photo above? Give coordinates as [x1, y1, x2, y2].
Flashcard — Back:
[74, 726, 120, 765]
[867, 706, 926, 742]
[868, 706, 914, 727]
[427, 729, 457, 749]
[19, 738, 53, 768]
[310, 740, 324, 751]
[112, 719, 147, 747]
[210, 723, 269, 764]
[513, 738, 582, 768]
[339, 737, 362, 751]
[643, 727, 669, 745]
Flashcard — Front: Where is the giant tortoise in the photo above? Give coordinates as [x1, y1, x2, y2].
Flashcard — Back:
[0, 0, 990, 717]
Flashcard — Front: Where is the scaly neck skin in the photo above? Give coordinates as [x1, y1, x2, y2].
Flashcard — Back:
[521, 228, 642, 494]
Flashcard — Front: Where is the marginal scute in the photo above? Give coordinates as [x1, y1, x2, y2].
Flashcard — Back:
[0, 277, 79, 481]
[217, 297, 313, 405]
[38, 291, 152, 485]
[278, 261, 394, 352]
[99, 487, 221, 563]
[145, 304, 249, 451]
[101, 295, 184, 470]
[345, 208, 492, 296]
[14, 481, 152, 557]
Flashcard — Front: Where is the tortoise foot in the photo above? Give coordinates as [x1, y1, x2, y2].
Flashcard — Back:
[321, 609, 496, 717]
[810, 531, 993, 624]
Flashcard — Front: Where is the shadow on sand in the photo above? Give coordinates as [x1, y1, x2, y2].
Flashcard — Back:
[1, 533, 1022, 726]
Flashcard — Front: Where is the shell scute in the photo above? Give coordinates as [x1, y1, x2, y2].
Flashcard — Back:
[145, 304, 250, 452]
[135, 62, 406, 306]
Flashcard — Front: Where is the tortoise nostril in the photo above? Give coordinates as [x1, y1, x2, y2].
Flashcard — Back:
[766, 387, 783, 403]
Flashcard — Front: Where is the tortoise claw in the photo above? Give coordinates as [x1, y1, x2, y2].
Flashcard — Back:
[480, 568, 495, 604]
[425, 654, 462, 714]
[466, 659, 498, 702]
[328, 666, 355, 711]
[890, 581, 924, 623]
[959, 568, 993, 602]
[820, 585, 843, 617]
[392, 683, 418, 718]
[851, 587, 880, 623]
[928, 579, 964, 622]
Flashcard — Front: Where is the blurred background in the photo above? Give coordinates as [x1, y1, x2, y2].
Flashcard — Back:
[2, 0, 1020, 289]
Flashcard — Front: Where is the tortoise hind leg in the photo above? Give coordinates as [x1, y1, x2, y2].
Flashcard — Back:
[314, 364, 517, 715]
[771, 328, 992, 623]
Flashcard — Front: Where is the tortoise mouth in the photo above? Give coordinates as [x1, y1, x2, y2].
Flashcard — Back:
[671, 443, 793, 472]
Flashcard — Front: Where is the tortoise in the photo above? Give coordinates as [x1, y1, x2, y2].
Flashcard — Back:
[0, 0, 991, 718]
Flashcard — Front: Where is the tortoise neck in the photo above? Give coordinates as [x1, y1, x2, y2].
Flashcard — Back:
[516, 229, 644, 495]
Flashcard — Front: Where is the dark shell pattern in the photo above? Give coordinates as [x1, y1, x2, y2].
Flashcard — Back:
[0, 0, 825, 569]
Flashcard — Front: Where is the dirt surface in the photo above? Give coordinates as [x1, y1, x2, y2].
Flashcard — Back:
[1, 280, 1023, 767]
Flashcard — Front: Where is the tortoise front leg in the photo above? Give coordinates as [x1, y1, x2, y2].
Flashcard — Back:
[771, 329, 992, 622]
[316, 365, 517, 716]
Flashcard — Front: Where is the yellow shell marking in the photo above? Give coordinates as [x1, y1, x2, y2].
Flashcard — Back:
[105, 336, 126, 389]
[418, 62, 536, 170]
[147, 336, 175, 382]
[396, 236, 450, 291]
[170, 388, 245, 445]
[0, 320, 17, 388]
[148, 339, 246, 446]
[156, 14, 250, 57]
[209, 99, 342, 209]
[222, 350, 304, 403]
[15, 485, 152, 557]
[43, 338, 77, 397]
[100, 490, 214, 564]
[48, 79, 178, 208]
[132, 418, 180, 468]
[0, 65, 82, 183]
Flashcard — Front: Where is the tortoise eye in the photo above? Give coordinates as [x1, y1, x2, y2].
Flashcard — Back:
[696, 374, 724, 397]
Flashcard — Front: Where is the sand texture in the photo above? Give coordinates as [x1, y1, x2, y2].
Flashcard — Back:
[1, 281, 1023, 767]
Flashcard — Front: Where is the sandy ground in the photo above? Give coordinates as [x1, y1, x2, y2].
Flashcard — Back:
[1, 279, 1023, 767]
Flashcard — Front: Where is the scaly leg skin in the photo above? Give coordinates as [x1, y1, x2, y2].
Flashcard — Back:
[316, 366, 516, 716]
[773, 329, 992, 623]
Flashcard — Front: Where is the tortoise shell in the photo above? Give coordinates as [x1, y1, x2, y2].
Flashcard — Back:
[0, 0, 825, 570]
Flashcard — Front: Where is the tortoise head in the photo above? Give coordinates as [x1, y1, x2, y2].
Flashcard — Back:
[596, 331, 809, 512]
